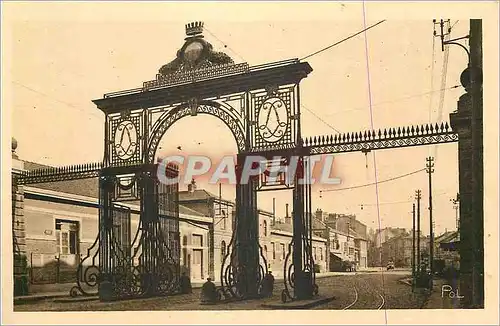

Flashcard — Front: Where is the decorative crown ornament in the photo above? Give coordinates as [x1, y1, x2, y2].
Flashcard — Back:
[185, 21, 204, 37]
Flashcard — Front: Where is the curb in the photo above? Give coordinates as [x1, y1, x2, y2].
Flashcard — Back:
[261, 296, 336, 309]
[398, 278, 413, 286]
[53, 296, 99, 303]
[14, 293, 69, 305]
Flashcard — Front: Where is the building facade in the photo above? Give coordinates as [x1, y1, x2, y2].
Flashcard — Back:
[12, 143, 328, 291]
[314, 209, 368, 271]
[380, 232, 430, 268]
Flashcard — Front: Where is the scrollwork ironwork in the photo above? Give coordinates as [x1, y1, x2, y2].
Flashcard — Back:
[148, 101, 246, 162]
[257, 97, 289, 142]
[70, 233, 100, 297]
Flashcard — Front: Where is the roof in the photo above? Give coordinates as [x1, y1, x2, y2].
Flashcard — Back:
[438, 231, 460, 244]
[179, 189, 226, 202]
[178, 189, 213, 201]
[179, 204, 206, 217]
[20, 161, 100, 198]
[312, 217, 327, 231]
[272, 222, 293, 233]
[439, 232, 460, 251]
[24, 161, 51, 171]
[435, 231, 457, 243]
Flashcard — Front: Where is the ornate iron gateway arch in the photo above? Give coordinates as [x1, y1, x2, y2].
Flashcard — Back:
[13, 21, 466, 304]
[86, 21, 314, 301]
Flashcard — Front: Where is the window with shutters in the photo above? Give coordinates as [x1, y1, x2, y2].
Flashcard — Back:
[192, 234, 203, 247]
[55, 219, 79, 255]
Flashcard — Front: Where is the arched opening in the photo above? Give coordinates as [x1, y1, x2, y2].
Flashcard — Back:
[151, 109, 241, 283]
[147, 101, 246, 163]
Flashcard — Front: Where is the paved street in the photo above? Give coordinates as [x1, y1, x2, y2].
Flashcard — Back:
[15, 272, 428, 311]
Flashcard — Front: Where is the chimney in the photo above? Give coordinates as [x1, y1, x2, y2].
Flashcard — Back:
[315, 208, 323, 222]
[187, 178, 197, 193]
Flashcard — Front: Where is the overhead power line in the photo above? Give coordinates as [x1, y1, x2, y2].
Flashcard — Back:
[433, 20, 451, 161]
[359, 191, 450, 206]
[301, 104, 342, 134]
[301, 85, 459, 137]
[328, 85, 461, 116]
[319, 168, 426, 193]
[12, 80, 103, 120]
[204, 26, 247, 63]
[300, 20, 387, 60]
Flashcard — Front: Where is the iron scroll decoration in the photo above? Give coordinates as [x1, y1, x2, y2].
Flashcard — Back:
[147, 101, 246, 163]
[113, 120, 138, 160]
[257, 97, 289, 143]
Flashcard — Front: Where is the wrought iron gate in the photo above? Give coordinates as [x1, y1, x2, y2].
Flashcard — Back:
[14, 21, 472, 304]
[70, 164, 180, 299]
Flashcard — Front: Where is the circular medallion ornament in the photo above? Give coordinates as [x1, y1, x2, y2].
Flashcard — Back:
[114, 121, 138, 160]
[257, 97, 289, 142]
[184, 41, 205, 63]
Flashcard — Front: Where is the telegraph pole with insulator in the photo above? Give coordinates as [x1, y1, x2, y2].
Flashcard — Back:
[415, 190, 422, 275]
[412, 202, 416, 291]
[426, 157, 435, 288]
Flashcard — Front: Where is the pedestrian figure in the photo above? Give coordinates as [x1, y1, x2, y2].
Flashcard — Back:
[261, 270, 275, 297]
[179, 272, 192, 294]
[200, 277, 217, 304]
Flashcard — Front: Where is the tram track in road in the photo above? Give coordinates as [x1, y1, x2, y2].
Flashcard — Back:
[342, 275, 385, 310]
[342, 286, 358, 309]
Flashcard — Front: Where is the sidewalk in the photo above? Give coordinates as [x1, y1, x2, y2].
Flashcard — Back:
[15, 281, 207, 304]
[422, 277, 462, 309]
[14, 271, 380, 304]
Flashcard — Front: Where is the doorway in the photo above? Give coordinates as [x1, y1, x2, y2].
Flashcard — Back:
[192, 249, 203, 280]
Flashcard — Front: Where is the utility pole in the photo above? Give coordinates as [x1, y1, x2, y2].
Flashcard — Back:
[415, 190, 422, 274]
[426, 157, 435, 283]
[451, 193, 460, 231]
[412, 202, 416, 290]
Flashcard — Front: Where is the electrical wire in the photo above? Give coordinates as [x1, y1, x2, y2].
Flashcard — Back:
[428, 30, 437, 125]
[12, 80, 103, 120]
[319, 168, 426, 193]
[301, 104, 342, 133]
[358, 191, 450, 206]
[300, 20, 386, 60]
[433, 20, 451, 161]
[204, 26, 247, 63]
[327, 85, 460, 116]
[301, 84, 459, 136]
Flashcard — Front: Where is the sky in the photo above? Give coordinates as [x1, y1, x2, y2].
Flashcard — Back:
[6, 2, 474, 235]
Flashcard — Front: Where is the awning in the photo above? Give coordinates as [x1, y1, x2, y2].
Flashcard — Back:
[439, 232, 460, 251]
[440, 241, 459, 250]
